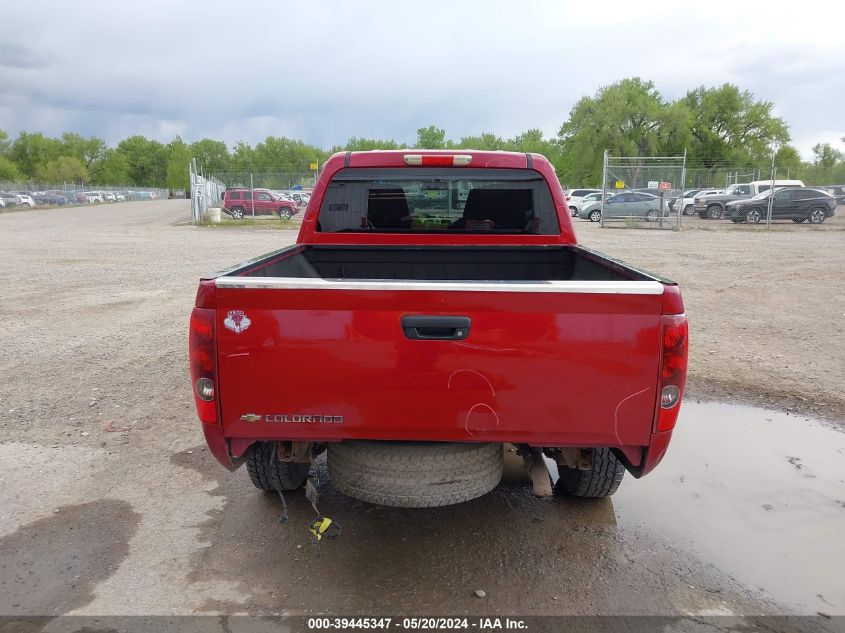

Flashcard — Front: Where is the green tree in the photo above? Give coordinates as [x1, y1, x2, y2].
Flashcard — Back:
[772, 145, 802, 179]
[0, 130, 11, 156]
[455, 132, 508, 151]
[166, 137, 192, 191]
[340, 137, 402, 151]
[60, 133, 107, 170]
[811, 143, 844, 170]
[506, 129, 566, 171]
[36, 156, 88, 184]
[116, 135, 168, 186]
[0, 155, 20, 181]
[415, 125, 447, 149]
[230, 141, 257, 179]
[558, 78, 669, 185]
[681, 84, 789, 168]
[190, 138, 230, 171]
[90, 149, 129, 185]
[9, 132, 63, 177]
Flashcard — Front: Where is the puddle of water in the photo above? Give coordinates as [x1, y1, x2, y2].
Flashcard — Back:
[0, 500, 140, 615]
[613, 400, 845, 614]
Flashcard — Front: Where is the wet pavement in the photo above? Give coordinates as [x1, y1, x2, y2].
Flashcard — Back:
[177, 400, 845, 617]
[0, 400, 843, 620]
[613, 401, 845, 615]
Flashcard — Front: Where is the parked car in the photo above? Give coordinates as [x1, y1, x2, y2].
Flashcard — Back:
[564, 188, 602, 216]
[115, 193, 126, 201]
[820, 185, 845, 205]
[81, 191, 104, 203]
[10, 193, 36, 207]
[576, 191, 602, 215]
[0, 192, 18, 208]
[222, 188, 298, 219]
[579, 191, 666, 222]
[190, 150, 688, 508]
[287, 191, 310, 206]
[724, 187, 836, 224]
[36, 191, 70, 205]
[695, 180, 805, 219]
[102, 192, 116, 202]
[670, 189, 723, 215]
[274, 191, 297, 203]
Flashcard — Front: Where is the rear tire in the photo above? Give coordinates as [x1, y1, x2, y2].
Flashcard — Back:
[645, 210, 659, 222]
[569, 206, 577, 216]
[554, 448, 624, 498]
[230, 206, 245, 220]
[588, 210, 601, 222]
[809, 207, 826, 224]
[683, 204, 695, 216]
[246, 442, 311, 491]
[328, 441, 503, 507]
[707, 205, 723, 219]
[746, 208, 762, 224]
[278, 207, 293, 220]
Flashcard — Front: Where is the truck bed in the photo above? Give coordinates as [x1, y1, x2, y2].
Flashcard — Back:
[210, 245, 671, 462]
[220, 244, 663, 284]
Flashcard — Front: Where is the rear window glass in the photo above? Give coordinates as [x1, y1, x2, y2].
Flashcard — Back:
[317, 168, 558, 234]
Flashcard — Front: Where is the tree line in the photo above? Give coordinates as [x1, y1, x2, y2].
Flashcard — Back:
[1, 78, 843, 189]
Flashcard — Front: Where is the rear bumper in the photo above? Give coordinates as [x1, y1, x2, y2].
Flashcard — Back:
[206, 431, 673, 479]
[202, 423, 237, 471]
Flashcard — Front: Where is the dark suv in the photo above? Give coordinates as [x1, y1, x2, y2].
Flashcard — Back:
[724, 188, 836, 224]
[222, 188, 298, 219]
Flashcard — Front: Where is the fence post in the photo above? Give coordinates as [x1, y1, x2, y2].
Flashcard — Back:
[679, 153, 685, 227]
[600, 149, 608, 228]
[250, 173, 255, 217]
[190, 159, 197, 224]
[766, 150, 776, 230]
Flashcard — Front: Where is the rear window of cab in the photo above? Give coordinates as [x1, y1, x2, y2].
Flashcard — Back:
[317, 167, 559, 234]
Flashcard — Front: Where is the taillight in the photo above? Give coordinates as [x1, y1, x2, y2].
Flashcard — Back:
[189, 307, 218, 424]
[656, 315, 688, 432]
[403, 154, 472, 166]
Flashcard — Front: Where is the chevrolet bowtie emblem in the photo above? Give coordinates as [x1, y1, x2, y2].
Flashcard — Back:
[240, 413, 262, 422]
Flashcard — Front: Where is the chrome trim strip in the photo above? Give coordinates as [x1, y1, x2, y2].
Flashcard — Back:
[215, 277, 665, 294]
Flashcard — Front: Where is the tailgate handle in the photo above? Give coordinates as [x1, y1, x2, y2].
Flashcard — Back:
[402, 315, 471, 340]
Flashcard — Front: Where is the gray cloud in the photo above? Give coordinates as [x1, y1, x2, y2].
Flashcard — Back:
[0, 0, 843, 158]
[0, 38, 50, 69]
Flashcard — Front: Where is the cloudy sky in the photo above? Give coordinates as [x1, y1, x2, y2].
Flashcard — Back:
[1, 0, 843, 158]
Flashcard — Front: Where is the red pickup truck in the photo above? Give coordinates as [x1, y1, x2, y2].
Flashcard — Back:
[190, 150, 688, 507]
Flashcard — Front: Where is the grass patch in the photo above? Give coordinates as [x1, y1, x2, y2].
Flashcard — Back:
[198, 217, 296, 229]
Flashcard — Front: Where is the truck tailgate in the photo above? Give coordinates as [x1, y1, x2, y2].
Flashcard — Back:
[214, 282, 664, 447]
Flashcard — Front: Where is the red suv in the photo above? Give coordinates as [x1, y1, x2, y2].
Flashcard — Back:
[222, 188, 298, 220]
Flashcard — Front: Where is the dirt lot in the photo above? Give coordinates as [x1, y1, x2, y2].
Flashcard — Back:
[0, 200, 843, 626]
[574, 212, 845, 422]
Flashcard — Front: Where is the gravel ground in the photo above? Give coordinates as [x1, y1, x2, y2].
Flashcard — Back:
[574, 212, 845, 422]
[0, 200, 843, 625]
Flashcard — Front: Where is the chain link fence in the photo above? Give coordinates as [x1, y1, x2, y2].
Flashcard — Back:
[190, 161, 318, 223]
[587, 153, 843, 228]
[597, 154, 686, 229]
